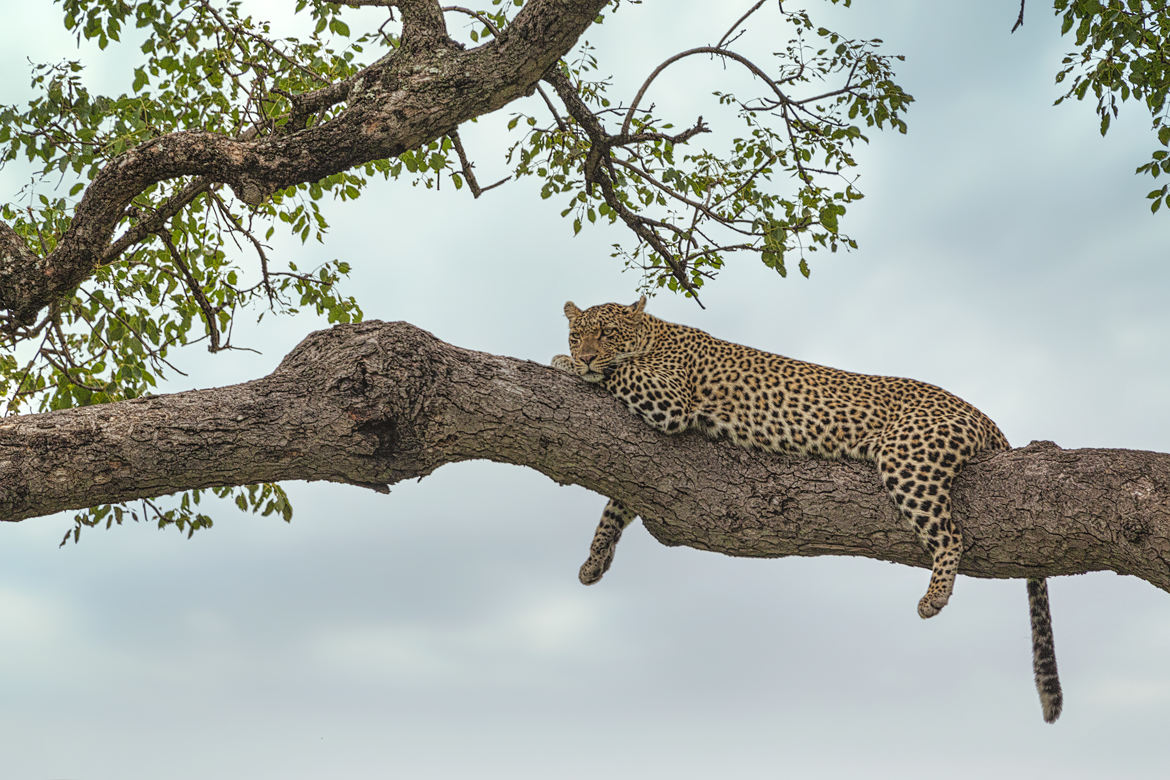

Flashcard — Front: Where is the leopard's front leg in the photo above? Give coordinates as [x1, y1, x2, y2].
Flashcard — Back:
[578, 499, 636, 584]
[553, 354, 638, 585]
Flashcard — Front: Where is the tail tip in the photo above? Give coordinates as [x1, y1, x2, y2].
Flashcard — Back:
[1042, 695, 1063, 724]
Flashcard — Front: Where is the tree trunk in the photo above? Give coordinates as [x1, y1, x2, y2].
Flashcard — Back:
[2, 320, 1167, 594]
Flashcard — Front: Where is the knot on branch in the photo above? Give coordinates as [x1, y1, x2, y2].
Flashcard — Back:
[270, 320, 455, 486]
[276, 320, 435, 376]
[233, 176, 278, 207]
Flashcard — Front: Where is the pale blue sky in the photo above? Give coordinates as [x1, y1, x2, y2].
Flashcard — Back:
[2, 2, 1169, 778]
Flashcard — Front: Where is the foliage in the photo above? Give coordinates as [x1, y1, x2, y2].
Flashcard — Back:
[60, 482, 293, 546]
[0, 0, 374, 536]
[501, 6, 911, 294]
[1053, 0, 1170, 212]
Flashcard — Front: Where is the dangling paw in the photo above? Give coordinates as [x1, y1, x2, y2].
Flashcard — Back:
[917, 584, 951, 618]
[578, 547, 615, 585]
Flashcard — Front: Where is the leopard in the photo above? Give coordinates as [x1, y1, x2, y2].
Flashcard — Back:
[552, 295, 1063, 723]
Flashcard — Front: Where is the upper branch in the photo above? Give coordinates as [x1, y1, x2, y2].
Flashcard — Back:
[391, 0, 450, 48]
[0, 321, 1167, 595]
[0, 0, 609, 333]
[620, 46, 792, 137]
[543, 69, 706, 300]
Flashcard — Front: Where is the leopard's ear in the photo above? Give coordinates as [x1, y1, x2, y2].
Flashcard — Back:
[627, 295, 647, 318]
[564, 301, 582, 322]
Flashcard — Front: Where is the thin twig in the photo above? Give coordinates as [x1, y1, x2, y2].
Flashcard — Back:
[449, 132, 509, 197]
[609, 157, 754, 237]
[717, 0, 769, 49]
[102, 179, 214, 266]
[208, 189, 276, 300]
[4, 329, 52, 414]
[608, 116, 709, 148]
[621, 46, 790, 137]
[156, 230, 222, 352]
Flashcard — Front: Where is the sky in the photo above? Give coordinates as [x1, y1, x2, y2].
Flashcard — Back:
[2, 1, 1170, 778]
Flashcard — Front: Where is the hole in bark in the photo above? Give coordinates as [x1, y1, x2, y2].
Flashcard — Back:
[1121, 518, 1150, 545]
[357, 418, 399, 460]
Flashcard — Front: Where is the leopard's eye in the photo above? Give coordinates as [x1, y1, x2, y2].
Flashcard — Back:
[600, 326, 616, 338]
[568, 333, 581, 345]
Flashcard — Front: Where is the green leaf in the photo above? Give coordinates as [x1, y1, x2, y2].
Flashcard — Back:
[820, 206, 839, 233]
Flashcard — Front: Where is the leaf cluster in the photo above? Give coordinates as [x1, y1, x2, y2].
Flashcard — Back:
[0, 0, 381, 537]
[1054, 0, 1170, 212]
[504, 6, 911, 294]
[61, 482, 294, 546]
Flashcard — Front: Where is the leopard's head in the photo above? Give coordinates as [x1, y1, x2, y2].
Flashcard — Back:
[562, 296, 648, 382]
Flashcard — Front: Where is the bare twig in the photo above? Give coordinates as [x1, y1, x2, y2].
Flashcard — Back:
[609, 157, 754, 237]
[39, 350, 106, 393]
[717, 0, 769, 49]
[608, 116, 710, 148]
[208, 190, 277, 300]
[48, 316, 107, 376]
[156, 230, 222, 352]
[449, 132, 509, 197]
[4, 329, 52, 414]
[1012, 0, 1026, 33]
[544, 69, 703, 304]
[621, 46, 790, 137]
[73, 287, 190, 377]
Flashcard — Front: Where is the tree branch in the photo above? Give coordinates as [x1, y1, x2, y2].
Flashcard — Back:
[101, 178, 216, 266]
[450, 131, 509, 197]
[391, 0, 450, 48]
[0, 0, 609, 333]
[543, 69, 705, 301]
[1, 321, 1167, 596]
[621, 46, 791, 137]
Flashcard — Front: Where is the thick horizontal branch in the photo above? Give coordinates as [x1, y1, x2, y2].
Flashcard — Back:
[0, 0, 608, 330]
[1, 321, 1167, 594]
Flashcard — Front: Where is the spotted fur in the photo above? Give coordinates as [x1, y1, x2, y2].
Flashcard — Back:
[553, 296, 1062, 723]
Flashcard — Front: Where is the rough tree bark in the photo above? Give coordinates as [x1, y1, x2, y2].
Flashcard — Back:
[2, 320, 1168, 595]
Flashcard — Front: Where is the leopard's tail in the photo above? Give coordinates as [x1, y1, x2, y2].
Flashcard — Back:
[1026, 577, 1062, 723]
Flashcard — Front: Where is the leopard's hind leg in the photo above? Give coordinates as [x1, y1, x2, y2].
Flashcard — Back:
[875, 422, 968, 618]
[578, 499, 636, 585]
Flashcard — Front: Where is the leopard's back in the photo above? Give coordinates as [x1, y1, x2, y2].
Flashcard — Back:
[605, 315, 1008, 464]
